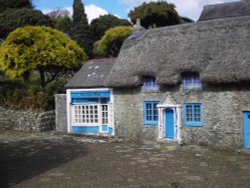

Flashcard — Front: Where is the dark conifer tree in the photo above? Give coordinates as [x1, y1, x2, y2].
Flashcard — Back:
[71, 0, 93, 58]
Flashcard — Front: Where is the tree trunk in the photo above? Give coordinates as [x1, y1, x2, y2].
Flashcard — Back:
[39, 70, 46, 93]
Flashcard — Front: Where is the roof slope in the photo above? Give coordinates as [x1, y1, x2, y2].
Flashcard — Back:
[199, 0, 250, 21]
[66, 58, 116, 89]
[105, 16, 250, 87]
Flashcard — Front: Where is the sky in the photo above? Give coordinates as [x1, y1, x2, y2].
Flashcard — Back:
[33, 0, 241, 23]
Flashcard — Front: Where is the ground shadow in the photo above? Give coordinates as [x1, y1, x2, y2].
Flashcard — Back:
[0, 137, 87, 188]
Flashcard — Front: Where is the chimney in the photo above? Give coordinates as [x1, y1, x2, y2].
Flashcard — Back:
[133, 18, 144, 31]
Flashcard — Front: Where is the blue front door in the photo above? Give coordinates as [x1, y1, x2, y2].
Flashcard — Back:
[243, 112, 250, 148]
[165, 108, 174, 139]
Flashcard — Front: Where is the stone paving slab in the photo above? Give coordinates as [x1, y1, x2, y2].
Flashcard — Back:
[0, 130, 250, 188]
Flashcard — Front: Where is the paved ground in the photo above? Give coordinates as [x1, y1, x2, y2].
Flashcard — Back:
[0, 130, 250, 188]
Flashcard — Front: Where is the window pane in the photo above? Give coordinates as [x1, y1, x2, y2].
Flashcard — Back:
[185, 104, 202, 125]
[144, 102, 159, 124]
[143, 77, 159, 90]
[183, 73, 202, 88]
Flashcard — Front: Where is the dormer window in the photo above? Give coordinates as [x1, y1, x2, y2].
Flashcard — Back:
[182, 73, 202, 89]
[143, 76, 159, 91]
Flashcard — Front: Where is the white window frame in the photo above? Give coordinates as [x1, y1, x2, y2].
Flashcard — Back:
[72, 104, 99, 125]
[66, 88, 114, 133]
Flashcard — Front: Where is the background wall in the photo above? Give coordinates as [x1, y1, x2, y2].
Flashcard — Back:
[0, 107, 55, 132]
[55, 94, 67, 133]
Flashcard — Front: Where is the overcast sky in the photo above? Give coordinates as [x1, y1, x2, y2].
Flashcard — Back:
[34, 0, 241, 22]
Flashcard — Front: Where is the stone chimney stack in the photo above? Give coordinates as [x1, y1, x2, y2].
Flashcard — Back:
[133, 18, 144, 31]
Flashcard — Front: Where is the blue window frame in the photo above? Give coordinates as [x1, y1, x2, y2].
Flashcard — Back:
[182, 73, 202, 89]
[143, 76, 159, 91]
[144, 101, 159, 125]
[184, 103, 202, 126]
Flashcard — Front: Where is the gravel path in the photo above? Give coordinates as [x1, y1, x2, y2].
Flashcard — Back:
[0, 130, 250, 188]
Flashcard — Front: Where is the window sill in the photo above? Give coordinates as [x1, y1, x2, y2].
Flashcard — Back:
[184, 123, 202, 127]
[144, 121, 158, 126]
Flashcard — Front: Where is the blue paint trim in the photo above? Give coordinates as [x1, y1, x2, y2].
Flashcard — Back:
[144, 101, 159, 125]
[71, 90, 110, 99]
[108, 127, 113, 134]
[72, 126, 99, 133]
[101, 98, 110, 104]
[71, 98, 98, 104]
[165, 108, 174, 139]
[243, 112, 250, 149]
[184, 103, 202, 126]
[102, 125, 108, 132]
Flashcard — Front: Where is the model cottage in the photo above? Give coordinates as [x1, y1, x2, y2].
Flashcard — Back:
[61, 0, 250, 148]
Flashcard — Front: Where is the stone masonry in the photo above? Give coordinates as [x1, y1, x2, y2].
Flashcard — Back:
[55, 94, 67, 133]
[113, 84, 250, 148]
[0, 107, 55, 132]
[54, 85, 250, 148]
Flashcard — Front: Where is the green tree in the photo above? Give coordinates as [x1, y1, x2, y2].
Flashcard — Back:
[0, 26, 87, 91]
[0, 8, 53, 38]
[0, 0, 32, 13]
[54, 16, 73, 35]
[47, 8, 73, 35]
[71, 0, 93, 57]
[90, 14, 131, 41]
[180, 16, 194, 23]
[96, 26, 132, 57]
[128, 2, 181, 29]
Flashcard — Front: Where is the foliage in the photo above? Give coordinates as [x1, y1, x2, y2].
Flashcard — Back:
[0, 73, 68, 110]
[71, 0, 93, 57]
[0, 8, 53, 38]
[0, 26, 87, 91]
[0, 0, 32, 13]
[96, 26, 132, 57]
[47, 8, 71, 20]
[54, 16, 73, 34]
[43, 76, 68, 110]
[128, 2, 181, 29]
[180, 16, 194, 23]
[90, 14, 131, 41]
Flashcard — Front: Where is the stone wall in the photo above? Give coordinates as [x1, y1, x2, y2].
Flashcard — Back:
[55, 94, 67, 133]
[113, 84, 250, 147]
[113, 88, 164, 142]
[0, 107, 55, 132]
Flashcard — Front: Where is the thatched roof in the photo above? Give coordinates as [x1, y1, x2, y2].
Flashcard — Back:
[199, 0, 250, 21]
[66, 58, 116, 89]
[105, 15, 250, 88]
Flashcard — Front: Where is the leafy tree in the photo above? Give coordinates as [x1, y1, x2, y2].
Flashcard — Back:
[180, 16, 194, 23]
[0, 0, 32, 13]
[71, 0, 93, 57]
[54, 16, 73, 35]
[95, 26, 132, 57]
[0, 26, 87, 91]
[90, 14, 131, 41]
[128, 2, 181, 29]
[47, 8, 73, 35]
[0, 8, 53, 38]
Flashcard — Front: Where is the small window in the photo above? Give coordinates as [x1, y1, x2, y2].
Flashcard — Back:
[143, 76, 159, 91]
[184, 103, 202, 126]
[182, 73, 202, 89]
[144, 101, 159, 125]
